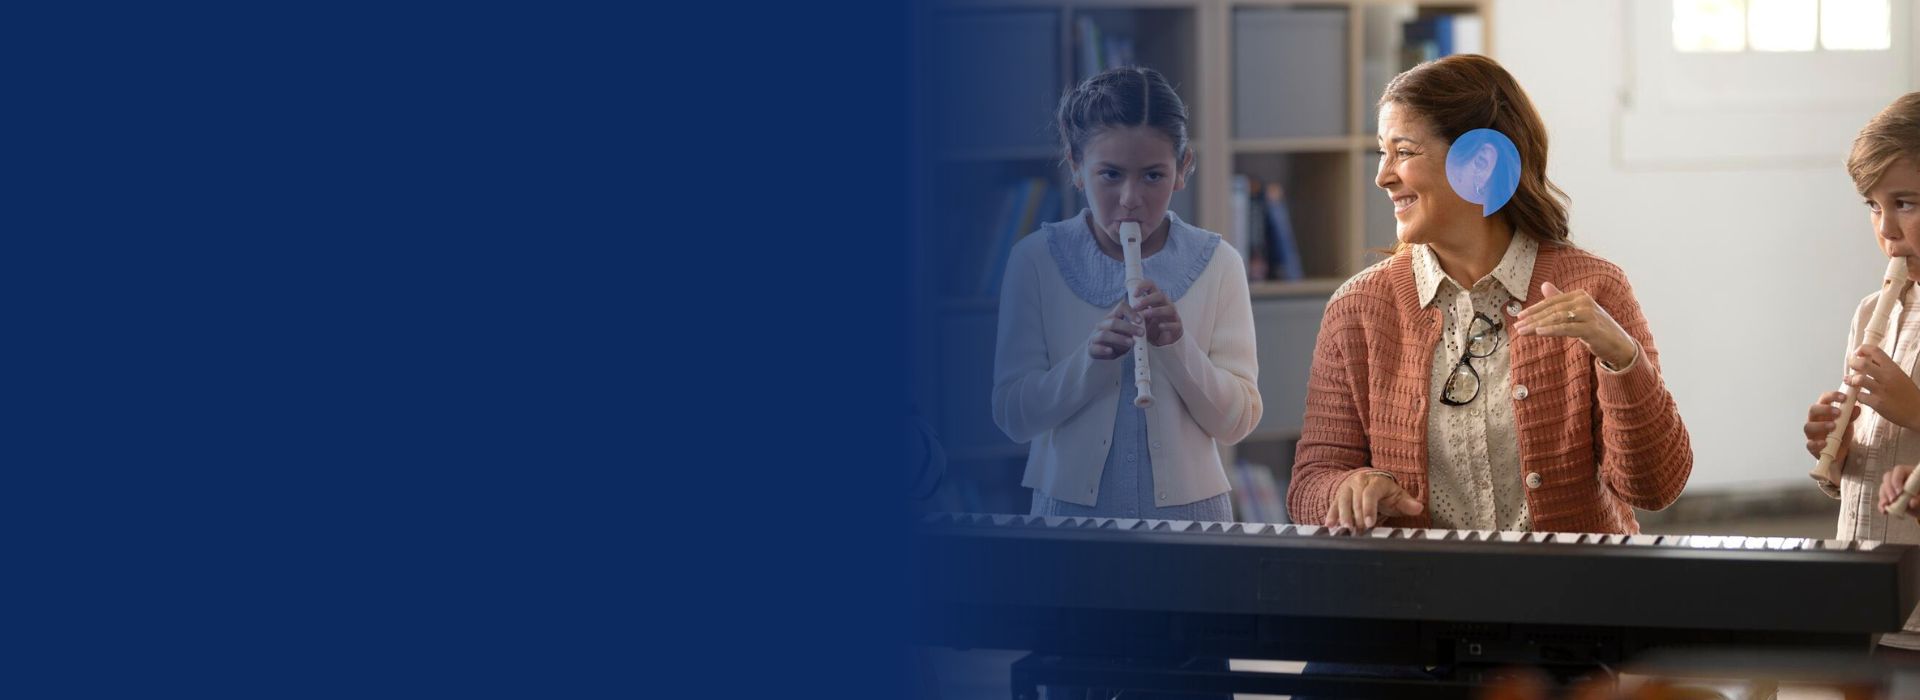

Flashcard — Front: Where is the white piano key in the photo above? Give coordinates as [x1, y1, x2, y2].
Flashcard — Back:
[1690, 536, 1724, 549]
[1424, 529, 1450, 540]
[1548, 532, 1581, 544]
[1627, 535, 1659, 546]
[1328, 526, 1354, 536]
[1369, 527, 1396, 538]
[1291, 525, 1321, 536]
[1821, 539, 1850, 550]
[1498, 531, 1527, 543]
[1239, 523, 1267, 534]
[1861, 540, 1883, 551]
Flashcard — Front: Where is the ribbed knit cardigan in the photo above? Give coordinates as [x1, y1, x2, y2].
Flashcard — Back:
[1286, 242, 1692, 534]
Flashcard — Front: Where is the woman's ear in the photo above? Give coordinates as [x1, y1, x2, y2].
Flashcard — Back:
[1174, 149, 1196, 191]
[1471, 144, 1497, 194]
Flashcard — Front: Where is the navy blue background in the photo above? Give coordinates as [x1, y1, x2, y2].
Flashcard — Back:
[6, 2, 907, 696]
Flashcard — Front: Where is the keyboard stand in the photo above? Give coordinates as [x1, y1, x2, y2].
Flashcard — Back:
[1009, 653, 1487, 700]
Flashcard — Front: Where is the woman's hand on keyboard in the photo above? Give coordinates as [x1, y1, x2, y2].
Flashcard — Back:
[1325, 470, 1424, 529]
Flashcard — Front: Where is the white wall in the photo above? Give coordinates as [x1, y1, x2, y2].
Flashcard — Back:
[1494, 0, 1898, 491]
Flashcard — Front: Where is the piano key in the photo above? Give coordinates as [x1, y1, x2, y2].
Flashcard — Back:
[1205, 522, 1227, 533]
[1547, 532, 1580, 544]
[1098, 518, 1120, 529]
[1820, 539, 1851, 550]
[1328, 526, 1354, 536]
[1175, 521, 1201, 532]
[1659, 536, 1690, 547]
[1425, 529, 1451, 540]
[1125, 519, 1150, 530]
[1291, 525, 1320, 536]
[1716, 536, 1745, 549]
[1690, 536, 1724, 549]
[1239, 523, 1267, 534]
[1497, 531, 1527, 543]
[1369, 528, 1396, 538]
[1861, 540, 1883, 551]
[1601, 534, 1629, 545]
[1627, 535, 1659, 546]
[1152, 521, 1173, 531]
[1743, 538, 1768, 550]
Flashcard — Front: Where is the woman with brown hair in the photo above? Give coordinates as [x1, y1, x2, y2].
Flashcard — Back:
[1286, 54, 1692, 536]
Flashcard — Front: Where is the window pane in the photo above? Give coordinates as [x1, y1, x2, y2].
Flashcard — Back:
[1749, 0, 1817, 51]
[1822, 0, 1891, 50]
[1674, 0, 1747, 51]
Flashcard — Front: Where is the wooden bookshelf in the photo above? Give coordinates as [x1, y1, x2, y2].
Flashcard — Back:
[912, 0, 1493, 515]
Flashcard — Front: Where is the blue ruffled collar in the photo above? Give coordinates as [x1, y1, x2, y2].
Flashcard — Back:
[1046, 209, 1220, 308]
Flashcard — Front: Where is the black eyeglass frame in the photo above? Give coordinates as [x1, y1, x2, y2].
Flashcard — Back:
[1439, 312, 1504, 407]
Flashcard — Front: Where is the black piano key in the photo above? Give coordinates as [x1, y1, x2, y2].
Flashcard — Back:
[1205, 522, 1227, 533]
[1327, 526, 1353, 537]
[1174, 521, 1200, 532]
[1152, 521, 1172, 531]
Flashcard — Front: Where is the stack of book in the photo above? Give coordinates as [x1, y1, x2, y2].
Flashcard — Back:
[1229, 174, 1304, 283]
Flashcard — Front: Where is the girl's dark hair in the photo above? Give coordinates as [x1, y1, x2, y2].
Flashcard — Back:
[1056, 66, 1193, 176]
[1380, 54, 1571, 246]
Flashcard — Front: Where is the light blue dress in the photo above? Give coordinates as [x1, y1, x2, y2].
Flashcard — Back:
[1027, 210, 1234, 522]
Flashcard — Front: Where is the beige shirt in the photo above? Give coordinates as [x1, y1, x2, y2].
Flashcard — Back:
[1412, 235, 1538, 531]
[1833, 282, 1920, 648]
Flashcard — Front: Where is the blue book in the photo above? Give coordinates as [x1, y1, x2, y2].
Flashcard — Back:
[1263, 184, 1304, 281]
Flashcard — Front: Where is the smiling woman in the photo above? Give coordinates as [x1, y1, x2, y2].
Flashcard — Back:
[1289, 54, 1692, 536]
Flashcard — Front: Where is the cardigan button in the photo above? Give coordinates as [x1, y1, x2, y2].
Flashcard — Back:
[1505, 301, 1523, 316]
[1525, 472, 1543, 489]
[1513, 384, 1529, 400]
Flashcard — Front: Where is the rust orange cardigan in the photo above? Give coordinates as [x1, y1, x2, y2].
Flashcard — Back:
[1286, 242, 1692, 534]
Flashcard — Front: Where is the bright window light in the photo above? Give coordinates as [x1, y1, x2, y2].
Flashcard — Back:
[1674, 0, 1747, 51]
[1822, 0, 1891, 49]
[1748, 0, 1817, 51]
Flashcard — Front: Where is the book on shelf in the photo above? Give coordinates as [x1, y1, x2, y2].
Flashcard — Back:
[1262, 183, 1304, 282]
[1235, 175, 1269, 282]
[1228, 175, 1251, 262]
[1227, 461, 1287, 525]
[1076, 16, 1136, 80]
[978, 177, 1056, 297]
[1400, 13, 1482, 67]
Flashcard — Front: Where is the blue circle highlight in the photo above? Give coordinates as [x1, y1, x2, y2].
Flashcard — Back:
[1446, 128, 1521, 217]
